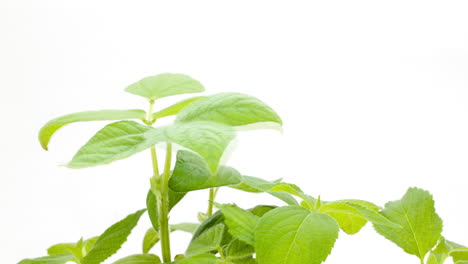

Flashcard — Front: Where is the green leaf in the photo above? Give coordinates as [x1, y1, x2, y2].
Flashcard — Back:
[125, 73, 204, 101]
[18, 254, 76, 264]
[146, 121, 235, 172]
[153, 96, 207, 120]
[319, 201, 371, 235]
[232, 257, 257, 264]
[451, 249, 468, 262]
[373, 187, 443, 261]
[142, 228, 160, 254]
[83, 237, 99, 255]
[176, 254, 219, 264]
[82, 209, 146, 264]
[269, 183, 313, 206]
[112, 254, 161, 264]
[169, 150, 241, 192]
[226, 239, 254, 259]
[38, 109, 147, 150]
[185, 224, 224, 257]
[319, 199, 396, 235]
[176, 93, 282, 126]
[171, 223, 200, 234]
[215, 203, 259, 245]
[427, 237, 465, 264]
[146, 189, 186, 231]
[255, 206, 339, 264]
[230, 176, 298, 205]
[67, 121, 154, 168]
[47, 242, 79, 256]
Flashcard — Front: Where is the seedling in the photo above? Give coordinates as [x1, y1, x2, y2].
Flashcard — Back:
[20, 73, 468, 264]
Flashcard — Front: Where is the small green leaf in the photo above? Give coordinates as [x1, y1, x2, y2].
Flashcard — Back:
[171, 223, 200, 234]
[125, 73, 204, 101]
[230, 176, 297, 205]
[38, 109, 146, 150]
[226, 239, 254, 259]
[269, 183, 313, 207]
[47, 243, 79, 256]
[67, 121, 154, 168]
[426, 237, 465, 264]
[215, 203, 259, 245]
[373, 187, 443, 261]
[176, 93, 282, 126]
[146, 189, 186, 231]
[18, 254, 76, 264]
[320, 199, 396, 235]
[451, 249, 468, 262]
[255, 206, 339, 264]
[82, 209, 146, 264]
[185, 224, 224, 257]
[142, 228, 160, 254]
[111, 254, 161, 264]
[169, 150, 241, 192]
[83, 237, 99, 255]
[153, 96, 207, 120]
[176, 254, 218, 264]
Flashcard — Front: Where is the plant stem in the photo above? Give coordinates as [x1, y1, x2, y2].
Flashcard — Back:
[207, 187, 218, 217]
[159, 143, 172, 262]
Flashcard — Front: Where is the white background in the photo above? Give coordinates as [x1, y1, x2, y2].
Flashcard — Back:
[1, 1, 468, 263]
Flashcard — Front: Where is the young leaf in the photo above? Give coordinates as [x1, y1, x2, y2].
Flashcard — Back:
[176, 254, 219, 264]
[171, 223, 200, 234]
[451, 249, 468, 262]
[230, 176, 297, 205]
[176, 93, 282, 126]
[111, 254, 161, 264]
[67, 121, 154, 168]
[38, 109, 146, 150]
[215, 203, 259, 246]
[185, 224, 224, 257]
[373, 187, 443, 261]
[255, 206, 339, 264]
[146, 189, 186, 231]
[427, 237, 465, 264]
[146, 121, 235, 172]
[226, 239, 255, 259]
[82, 209, 146, 264]
[47, 242, 80, 256]
[169, 150, 241, 192]
[125, 73, 204, 101]
[319, 199, 396, 235]
[142, 228, 160, 254]
[152, 96, 207, 120]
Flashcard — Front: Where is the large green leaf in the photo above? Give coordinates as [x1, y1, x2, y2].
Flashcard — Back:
[185, 224, 224, 257]
[125, 73, 204, 101]
[112, 254, 161, 264]
[255, 206, 339, 264]
[230, 176, 297, 205]
[39, 109, 146, 150]
[373, 187, 443, 261]
[215, 203, 259, 246]
[18, 254, 76, 264]
[169, 150, 241, 192]
[82, 209, 146, 264]
[67, 121, 154, 168]
[69, 121, 234, 172]
[176, 92, 282, 126]
[153, 96, 207, 120]
[176, 254, 218, 264]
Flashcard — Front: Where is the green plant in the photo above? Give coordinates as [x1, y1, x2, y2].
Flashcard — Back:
[20, 73, 468, 264]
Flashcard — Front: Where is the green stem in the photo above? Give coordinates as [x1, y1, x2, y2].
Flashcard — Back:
[207, 187, 218, 217]
[159, 143, 172, 262]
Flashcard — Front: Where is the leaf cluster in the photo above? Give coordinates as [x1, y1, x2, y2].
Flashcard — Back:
[21, 73, 468, 264]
